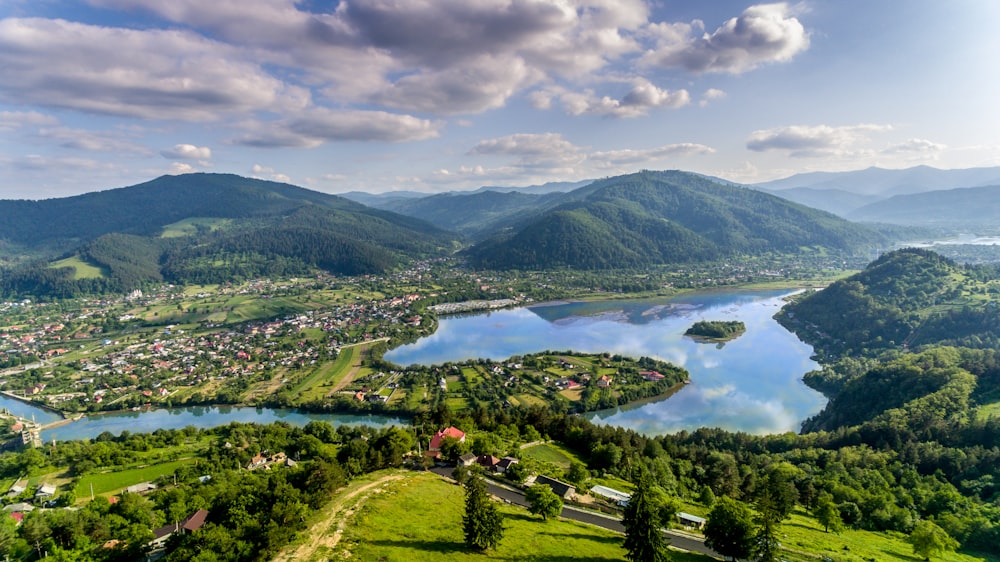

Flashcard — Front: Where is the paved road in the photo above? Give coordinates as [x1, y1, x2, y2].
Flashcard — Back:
[430, 466, 718, 558]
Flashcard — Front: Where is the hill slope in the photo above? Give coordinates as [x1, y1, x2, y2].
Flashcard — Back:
[777, 248, 1000, 358]
[465, 170, 884, 270]
[0, 174, 457, 297]
[379, 189, 569, 240]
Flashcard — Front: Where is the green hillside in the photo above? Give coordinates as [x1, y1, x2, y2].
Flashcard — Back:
[777, 248, 1000, 358]
[0, 174, 458, 298]
[383, 189, 567, 240]
[465, 170, 885, 270]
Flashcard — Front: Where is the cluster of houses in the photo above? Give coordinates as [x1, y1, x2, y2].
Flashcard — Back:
[1, 283, 432, 410]
[246, 450, 297, 470]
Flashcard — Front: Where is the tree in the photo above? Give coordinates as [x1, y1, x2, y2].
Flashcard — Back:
[752, 488, 783, 562]
[463, 473, 504, 551]
[622, 472, 670, 562]
[908, 520, 959, 560]
[526, 483, 563, 521]
[566, 461, 589, 488]
[813, 493, 844, 534]
[704, 496, 755, 561]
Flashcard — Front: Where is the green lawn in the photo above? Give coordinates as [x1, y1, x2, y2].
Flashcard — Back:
[160, 217, 232, 238]
[521, 442, 581, 469]
[48, 255, 105, 279]
[975, 400, 1000, 421]
[334, 472, 693, 562]
[778, 509, 995, 562]
[74, 458, 195, 498]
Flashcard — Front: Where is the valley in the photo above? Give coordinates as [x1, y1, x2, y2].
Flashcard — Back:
[1, 171, 1000, 562]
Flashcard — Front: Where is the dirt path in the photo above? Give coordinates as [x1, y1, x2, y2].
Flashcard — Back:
[328, 338, 387, 395]
[272, 472, 406, 562]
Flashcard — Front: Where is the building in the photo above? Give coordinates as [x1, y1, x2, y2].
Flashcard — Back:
[677, 512, 707, 530]
[590, 484, 631, 507]
[534, 475, 576, 499]
[494, 456, 520, 474]
[428, 426, 466, 452]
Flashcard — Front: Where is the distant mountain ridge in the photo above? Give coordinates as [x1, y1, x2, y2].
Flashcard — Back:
[754, 165, 1000, 219]
[847, 184, 1000, 226]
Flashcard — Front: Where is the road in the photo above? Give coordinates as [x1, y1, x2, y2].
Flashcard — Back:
[430, 466, 718, 558]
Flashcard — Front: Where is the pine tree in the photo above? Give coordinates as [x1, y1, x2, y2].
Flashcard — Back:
[622, 472, 670, 562]
[463, 473, 504, 551]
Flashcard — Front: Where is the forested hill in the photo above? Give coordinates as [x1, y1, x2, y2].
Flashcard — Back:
[377, 189, 568, 240]
[464, 170, 885, 270]
[0, 174, 458, 297]
[777, 248, 1000, 358]
[0, 173, 441, 247]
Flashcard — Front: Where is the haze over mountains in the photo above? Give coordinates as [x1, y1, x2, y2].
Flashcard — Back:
[753, 165, 1000, 224]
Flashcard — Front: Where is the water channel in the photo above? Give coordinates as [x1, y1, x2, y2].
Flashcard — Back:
[2, 289, 826, 440]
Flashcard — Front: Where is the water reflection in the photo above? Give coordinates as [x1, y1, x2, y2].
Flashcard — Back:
[386, 290, 825, 435]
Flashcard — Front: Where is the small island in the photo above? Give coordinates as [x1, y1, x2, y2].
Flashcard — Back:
[684, 320, 746, 343]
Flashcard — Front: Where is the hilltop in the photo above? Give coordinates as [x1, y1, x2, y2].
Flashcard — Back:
[465, 170, 885, 270]
[0, 173, 457, 297]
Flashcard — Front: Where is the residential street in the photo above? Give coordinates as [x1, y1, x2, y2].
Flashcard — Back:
[429, 466, 719, 558]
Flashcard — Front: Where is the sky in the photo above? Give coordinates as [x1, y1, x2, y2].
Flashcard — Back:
[1, 0, 1000, 200]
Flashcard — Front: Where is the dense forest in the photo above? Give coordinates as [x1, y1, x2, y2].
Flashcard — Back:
[0, 174, 458, 298]
[778, 248, 1000, 357]
[465, 170, 887, 270]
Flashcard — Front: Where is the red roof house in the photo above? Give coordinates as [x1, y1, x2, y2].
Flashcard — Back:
[428, 426, 466, 452]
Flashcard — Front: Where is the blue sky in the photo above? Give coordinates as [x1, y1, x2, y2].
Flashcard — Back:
[1, 0, 998, 199]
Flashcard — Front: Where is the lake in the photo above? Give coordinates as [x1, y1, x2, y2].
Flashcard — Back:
[386, 289, 826, 435]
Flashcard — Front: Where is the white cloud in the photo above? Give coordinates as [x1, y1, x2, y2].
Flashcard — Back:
[33, 126, 148, 154]
[590, 143, 715, 166]
[234, 109, 443, 147]
[882, 138, 946, 155]
[470, 133, 585, 169]
[0, 18, 305, 120]
[160, 143, 212, 160]
[644, 3, 809, 74]
[699, 88, 726, 107]
[10, 154, 109, 172]
[466, 133, 714, 182]
[249, 164, 291, 183]
[746, 123, 893, 157]
[535, 80, 690, 118]
[0, 110, 59, 131]
[372, 55, 540, 114]
[169, 162, 196, 174]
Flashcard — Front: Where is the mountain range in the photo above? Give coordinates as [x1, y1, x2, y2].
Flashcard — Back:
[0, 169, 909, 297]
[0, 174, 457, 297]
[754, 165, 1000, 223]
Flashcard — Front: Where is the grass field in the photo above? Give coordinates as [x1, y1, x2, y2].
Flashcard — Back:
[777, 508, 996, 562]
[331, 471, 700, 562]
[48, 255, 105, 279]
[160, 217, 232, 238]
[73, 458, 194, 498]
[521, 442, 580, 469]
[287, 345, 356, 402]
[975, 400, 1000, 421]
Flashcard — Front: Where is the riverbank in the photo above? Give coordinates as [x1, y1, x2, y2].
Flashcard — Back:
[0, 390, 68, 418]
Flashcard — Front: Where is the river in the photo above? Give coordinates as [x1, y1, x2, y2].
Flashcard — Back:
[2, 289, 824, 440]
[386, 289, 826, 435]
